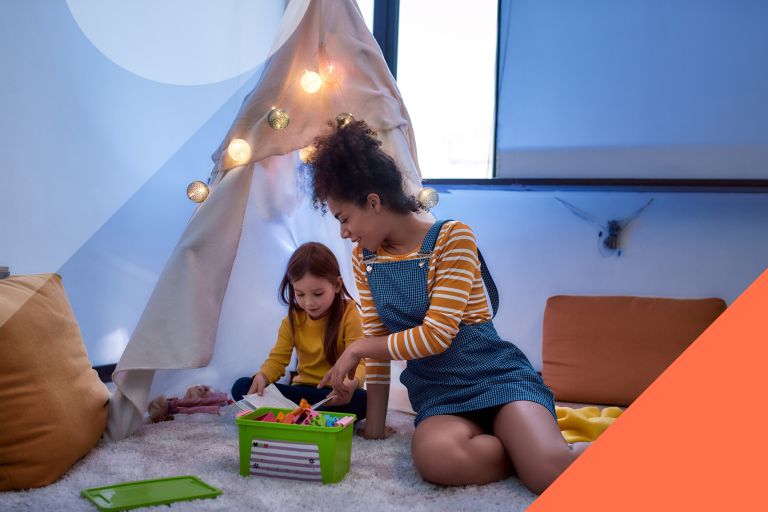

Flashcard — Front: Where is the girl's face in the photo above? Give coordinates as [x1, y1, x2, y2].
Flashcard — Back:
[327, 196, 385, 252]
[292, 273, 342, 320]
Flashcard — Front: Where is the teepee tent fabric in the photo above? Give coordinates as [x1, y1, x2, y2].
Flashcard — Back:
[104, 0, 429, 441]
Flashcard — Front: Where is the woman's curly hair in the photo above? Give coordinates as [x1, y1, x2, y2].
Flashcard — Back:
[305, 119, 420, 215]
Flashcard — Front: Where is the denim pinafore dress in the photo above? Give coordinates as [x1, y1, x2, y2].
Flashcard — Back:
[363, 220, 556, 426]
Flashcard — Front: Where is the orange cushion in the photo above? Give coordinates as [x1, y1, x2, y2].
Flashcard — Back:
[0, 274, 110, 491]
[542, 295, 726, 407]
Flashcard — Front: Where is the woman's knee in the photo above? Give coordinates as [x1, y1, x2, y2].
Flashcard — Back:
[515, 447, 573, 495]
[412, 433, 469, 484]
[411, 418, 499, 485]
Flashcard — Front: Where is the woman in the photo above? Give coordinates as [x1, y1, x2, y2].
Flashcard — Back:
[309, 119, 590, 494]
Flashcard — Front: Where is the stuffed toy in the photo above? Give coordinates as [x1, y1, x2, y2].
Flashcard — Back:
[148, 385, 233, 423]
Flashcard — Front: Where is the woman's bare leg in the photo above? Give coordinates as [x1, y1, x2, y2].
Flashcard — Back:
[493, 401, 591, 495]
[411, 413, 513, 486]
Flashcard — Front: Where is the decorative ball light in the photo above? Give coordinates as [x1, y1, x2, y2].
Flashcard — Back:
[299, 144, 317, 163]
[187, 181, 210, 203]
[366, 128, 378, 140]
[335, 112, 355, 128]
[320, 62, 339, 82]
[300, 71, 322, 93]
[268, 108, 290, 130]
[227, 138, 251, 163]
[418, 187, 439, 211]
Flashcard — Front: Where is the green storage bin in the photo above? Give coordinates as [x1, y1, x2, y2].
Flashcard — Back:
[236, 407, 355, 484]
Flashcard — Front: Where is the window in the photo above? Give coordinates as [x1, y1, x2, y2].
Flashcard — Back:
[495, 0, 768, 180]
[396, 1, 499, 179]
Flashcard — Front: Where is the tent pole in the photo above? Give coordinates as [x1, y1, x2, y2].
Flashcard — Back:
[373, 0, 400, 79]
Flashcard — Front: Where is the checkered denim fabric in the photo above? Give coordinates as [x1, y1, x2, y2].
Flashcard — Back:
[365, 221, 556, 426]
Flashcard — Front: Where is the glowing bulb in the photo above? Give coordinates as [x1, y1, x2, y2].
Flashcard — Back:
[418, 187, 439, 210]
[299, 144, 317, 163]
[227, 139, 251, 163]
[267, 108, 290, 130]
[320, 62, 339, 82]
[366, 128, 378, 139]
[335, 113, 355, 128]
[300, 71, 322, 93]
[187, 181, 210, 203]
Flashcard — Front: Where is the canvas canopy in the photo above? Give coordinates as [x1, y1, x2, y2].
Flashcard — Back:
[104, 0, 431, 441]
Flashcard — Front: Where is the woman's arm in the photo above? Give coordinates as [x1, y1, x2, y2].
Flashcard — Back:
[318, 335, 391, 390]
[319, 335, 394, 439]
[361, 383, 390, 439]
[385, 222, 485, 360]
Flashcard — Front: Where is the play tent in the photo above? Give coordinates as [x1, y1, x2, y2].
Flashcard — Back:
[104, 0, 432, 441]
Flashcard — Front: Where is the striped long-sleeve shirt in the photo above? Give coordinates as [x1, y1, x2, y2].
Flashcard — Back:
[353, 221, 492, 385]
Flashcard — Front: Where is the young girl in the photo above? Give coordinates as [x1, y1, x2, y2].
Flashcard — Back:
[231, 242, 367, 420]
[307, 120, 591, 495]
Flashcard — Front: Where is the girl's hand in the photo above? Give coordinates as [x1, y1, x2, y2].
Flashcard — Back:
[324, 378, 358, 406]
[318, 344, 361, 392]
[248, 373, 269, 396]
[357, 425, 397, 440]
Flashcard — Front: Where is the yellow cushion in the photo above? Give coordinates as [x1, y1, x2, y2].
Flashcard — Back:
[556, 406, 623, 444]
[0, 274, 110, 491]
[542, 295, 726, 406]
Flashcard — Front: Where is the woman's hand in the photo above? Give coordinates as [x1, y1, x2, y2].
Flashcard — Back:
[324, 378, 358, 406]
[318, 344, 362, 392]
[247, 373, 269, 396]
[357, 425, 397, 439]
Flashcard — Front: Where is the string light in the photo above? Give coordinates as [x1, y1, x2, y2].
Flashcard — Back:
[320, 62, 339, 82]
[268, 108, 290, 130]
[418, 187, 439, 211]
[335, 113, 355, 128]
[299, 144, 317, 163]
[187, 181, 210, 203]
[300, 71, 322, 93]
[227, 139, 251, 163]
[366, 128, 378, 140]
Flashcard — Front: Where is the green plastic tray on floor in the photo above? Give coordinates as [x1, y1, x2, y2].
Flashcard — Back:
[81, 475, 222, 511]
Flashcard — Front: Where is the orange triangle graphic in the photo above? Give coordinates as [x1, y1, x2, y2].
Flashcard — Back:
[530, 268, 768, 511]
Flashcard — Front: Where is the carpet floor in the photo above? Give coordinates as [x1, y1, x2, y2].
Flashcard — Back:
[1, 406, 539, 512]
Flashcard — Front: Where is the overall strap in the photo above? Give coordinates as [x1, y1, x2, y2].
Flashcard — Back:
[424, 220, 500, 318]
[477, 249, 499, 318]
[362, 247, 376, 261]
[418, 220, 450, 254]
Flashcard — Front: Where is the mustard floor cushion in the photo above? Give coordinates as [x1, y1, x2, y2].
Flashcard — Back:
[542, 295, 726, 407]
[0, 274, 110, 491]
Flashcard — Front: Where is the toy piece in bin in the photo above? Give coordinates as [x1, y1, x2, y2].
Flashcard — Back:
[301, 410, 325, 427]
[252, 412, 277, 422]
[237, 407, 356, 484]
[81, 475, 221, 511]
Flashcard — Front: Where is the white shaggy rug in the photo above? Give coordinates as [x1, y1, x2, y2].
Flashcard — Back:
[1, 406, 539, 512]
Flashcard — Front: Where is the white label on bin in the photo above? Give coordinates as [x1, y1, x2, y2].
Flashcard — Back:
[249, 438, 322, 483]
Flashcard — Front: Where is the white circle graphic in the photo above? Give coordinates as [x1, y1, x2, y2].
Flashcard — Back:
[66, 0, 285, 85]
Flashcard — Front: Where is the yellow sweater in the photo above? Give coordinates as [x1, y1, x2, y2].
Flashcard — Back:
[257, 300, 366, 388]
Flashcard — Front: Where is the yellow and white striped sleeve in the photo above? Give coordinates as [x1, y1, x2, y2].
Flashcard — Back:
[386, 222, 483, 361]
[352, 248, 391, 385]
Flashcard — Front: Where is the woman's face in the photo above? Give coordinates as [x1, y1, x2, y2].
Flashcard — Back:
[327, 196, 385, 252]
[292, 273, 342, 320]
